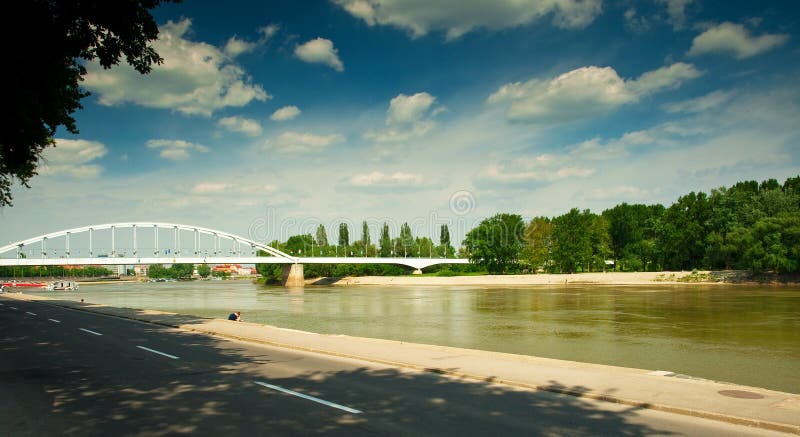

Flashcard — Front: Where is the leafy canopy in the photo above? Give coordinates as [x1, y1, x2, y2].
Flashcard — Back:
[1, 0, 177, 206]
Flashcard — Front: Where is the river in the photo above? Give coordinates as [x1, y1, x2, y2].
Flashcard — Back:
[29, 280, 800, 394]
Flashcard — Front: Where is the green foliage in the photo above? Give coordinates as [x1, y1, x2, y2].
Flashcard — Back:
[522, 217, 553, 272]
[463, 213, 525, 274]
[171, 263, 194, 279]
[551, 209, 593, 273]
[255, 175, 800, 282]
[147, 263, 193, 279]
[1, 0, 177, 206]
[338, 223, 349, 247]
[256, 263, 282, 283]
[315, 224, 328, 247]
[440, 224, 451, 247]
[361, 221, 370, 246]
[399, 222, 414, 254]
[379, 223, 392, 257]
[0, 265, 112, 277]
[742, 213, 800, 273]
[659, 192, 710, 270]
[147, 264, 170, 278]
[197, 264, 211, 278]
[285, 234, 313, 256]
[212, 270, 230, 278]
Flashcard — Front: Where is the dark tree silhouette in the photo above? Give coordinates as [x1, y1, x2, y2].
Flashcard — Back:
[0, 0, 178, 206]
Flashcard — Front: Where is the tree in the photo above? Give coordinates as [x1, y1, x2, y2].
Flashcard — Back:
[379, 223, 392, 257]
[658, 192, 710, 270]
[172, 263, 194, 279]
[197, 264, 211, 278]
[1, 0, 177, 206]
[361, 221, 370, 247]
[285, 234, 312, 256]
[523, 216, 553, 272]
[439, 224, 452, 258]
[315, 224, 328, 247]
[440, 224, 450, 246]
[399, 223, 414, 256]
[462, 213, 525, 274]
[148, 264, 169, 278]
[338, 223, 349, 248]
[588, 215, 612, 272]
[551, 208, 593, 273]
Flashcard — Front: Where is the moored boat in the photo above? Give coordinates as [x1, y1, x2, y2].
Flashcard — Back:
[46, 281, 79, 291]
[1, 281, 47, 289]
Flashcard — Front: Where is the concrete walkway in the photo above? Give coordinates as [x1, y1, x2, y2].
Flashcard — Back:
[7, 293, 800, 434]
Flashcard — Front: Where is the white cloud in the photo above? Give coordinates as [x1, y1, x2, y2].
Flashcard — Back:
[264, 131, 345, 153]
[191, 182, 276, 195]
[365, 92, 441, 143]
[217, 116, 263, 136]
[570, 130, 655, 160]
[192, 183, 229, 194]
[656, 0, 693, 30]
[332, 0, 603, 39]
[487, 63, 701, 123]
[83, 19, 269, 117]
[259, 24, 280, 40]
[270, 105, 302, 121]
[294, 38, 344, 71]
[146, 139, 210, 160]
[587, 185, 651, 201]
[224, 36, 258, 57]
[348, 171, 425, 188]
[387, 92, 436, 124]
[663, 90, 734, 114]
[480, 154, 595, 185]
[627, 62, 702, 95]
[40, 139, 108, 178]
[224, 24, 279, 57]
[624, 8, 650, 33]
[688, 22, 789, 59]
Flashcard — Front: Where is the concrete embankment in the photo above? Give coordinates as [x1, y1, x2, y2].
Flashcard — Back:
[7, 293, 800, 434]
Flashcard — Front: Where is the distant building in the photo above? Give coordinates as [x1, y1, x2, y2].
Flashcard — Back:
[212, 264, 256, 276]
[134, 265, 150, 276]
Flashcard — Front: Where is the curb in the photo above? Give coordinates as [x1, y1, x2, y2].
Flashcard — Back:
[8, 294, 800, 435]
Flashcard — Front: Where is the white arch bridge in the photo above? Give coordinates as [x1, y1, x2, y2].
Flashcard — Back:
[0, 222, 468, 284]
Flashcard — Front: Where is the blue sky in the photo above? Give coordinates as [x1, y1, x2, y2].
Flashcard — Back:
[3, 0, 800, 246]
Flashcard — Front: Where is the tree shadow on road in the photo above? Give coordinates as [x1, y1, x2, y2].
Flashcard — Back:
[1, 298, 677, 436]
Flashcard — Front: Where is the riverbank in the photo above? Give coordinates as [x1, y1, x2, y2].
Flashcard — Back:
[307, 270, 800, 286]
[308, 271, 710, 286]
[4, 292, 799, 434]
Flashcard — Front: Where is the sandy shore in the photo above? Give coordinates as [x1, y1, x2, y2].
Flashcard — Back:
[308, 271, 721, 286]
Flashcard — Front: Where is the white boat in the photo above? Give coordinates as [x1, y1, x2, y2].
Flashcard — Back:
[47, 281, 79, 291]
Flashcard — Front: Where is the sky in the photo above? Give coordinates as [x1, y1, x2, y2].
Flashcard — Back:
[2, 0, 800, 247]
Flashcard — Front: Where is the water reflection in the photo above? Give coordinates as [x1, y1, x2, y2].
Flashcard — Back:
[33, 281, 800, 393]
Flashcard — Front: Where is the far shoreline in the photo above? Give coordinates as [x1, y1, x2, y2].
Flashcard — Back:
[305, 270, 800, 287]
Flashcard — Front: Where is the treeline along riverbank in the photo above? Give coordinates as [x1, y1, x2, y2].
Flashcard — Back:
[257, 175, 800, 280]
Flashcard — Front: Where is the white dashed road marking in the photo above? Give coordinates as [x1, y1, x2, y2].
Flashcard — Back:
[136, 346, 179, 360]
[254, 381, 362, 414]
[26, 311, 37, 316]
[48, 319, 61, 323]
[79, 328, 102, 336]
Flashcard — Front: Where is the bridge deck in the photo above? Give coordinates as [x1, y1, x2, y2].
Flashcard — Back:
[0, 257, 469, 270]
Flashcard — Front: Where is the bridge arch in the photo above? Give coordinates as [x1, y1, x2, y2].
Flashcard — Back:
[0, 222, 295, 261]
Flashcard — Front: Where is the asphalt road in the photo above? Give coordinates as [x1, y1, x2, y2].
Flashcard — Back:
[0, 296, 787, 436]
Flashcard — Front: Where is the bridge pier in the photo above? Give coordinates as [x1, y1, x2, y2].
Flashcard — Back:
[282, 263, 304, 287]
